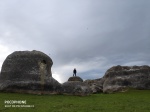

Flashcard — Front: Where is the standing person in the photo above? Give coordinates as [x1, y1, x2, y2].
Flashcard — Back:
[73, 68, 77, 77]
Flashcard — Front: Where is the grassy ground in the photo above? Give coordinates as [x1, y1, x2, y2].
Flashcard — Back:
[0, 90, 150, 112]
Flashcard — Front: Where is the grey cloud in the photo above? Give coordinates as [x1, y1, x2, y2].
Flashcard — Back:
[0, 0, 150, 82]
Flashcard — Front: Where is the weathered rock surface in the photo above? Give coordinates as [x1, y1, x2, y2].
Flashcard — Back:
[103, 65, 150, 93]
[0, 50, 61, 94]
[68, 76, 83, 82]
[1, 51, 150, 95]
[60, 76, 91, 96]
[84, 78, 103, 93]
[62, 81, 91, 96]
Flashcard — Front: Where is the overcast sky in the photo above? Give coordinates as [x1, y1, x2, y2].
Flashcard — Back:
[0, 0, 150, 83]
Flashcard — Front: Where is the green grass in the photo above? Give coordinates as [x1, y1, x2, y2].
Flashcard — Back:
[0, 90, 150, 112]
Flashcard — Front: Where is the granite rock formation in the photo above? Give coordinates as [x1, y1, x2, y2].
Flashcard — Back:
[103, 65, 150, 93]
[0, 50, 61, 94]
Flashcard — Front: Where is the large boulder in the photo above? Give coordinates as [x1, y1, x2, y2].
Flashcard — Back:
[0, 50, 61, 94]
[103, 65, 150, 93]
[62, 81, 91, 96]
[61, 76, 91, 96]
[68, 76, 83, 82]
[84, 78, 103, 94]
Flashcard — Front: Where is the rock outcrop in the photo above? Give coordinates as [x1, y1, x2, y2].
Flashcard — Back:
[0, 50, 61, 94]
[1, 51, 150, 95]
[68, 76, 83, 82]
[62, 81, 91, 96]
[61, 76, 91, 96]
[84, 78, 103, 94]
[103, 65, 150, 93]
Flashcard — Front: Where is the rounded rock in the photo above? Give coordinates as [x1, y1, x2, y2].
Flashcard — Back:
[68, 76, 83, 82]
[0, 50, 61, 94]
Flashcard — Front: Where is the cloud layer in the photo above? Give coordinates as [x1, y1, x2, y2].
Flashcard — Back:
[0, 0, 150, 82]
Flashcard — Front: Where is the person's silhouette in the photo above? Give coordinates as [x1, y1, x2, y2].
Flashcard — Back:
[73, 68, 77, 77]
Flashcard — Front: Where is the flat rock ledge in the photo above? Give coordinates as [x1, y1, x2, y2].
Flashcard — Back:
[68, 76, 83, 82]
